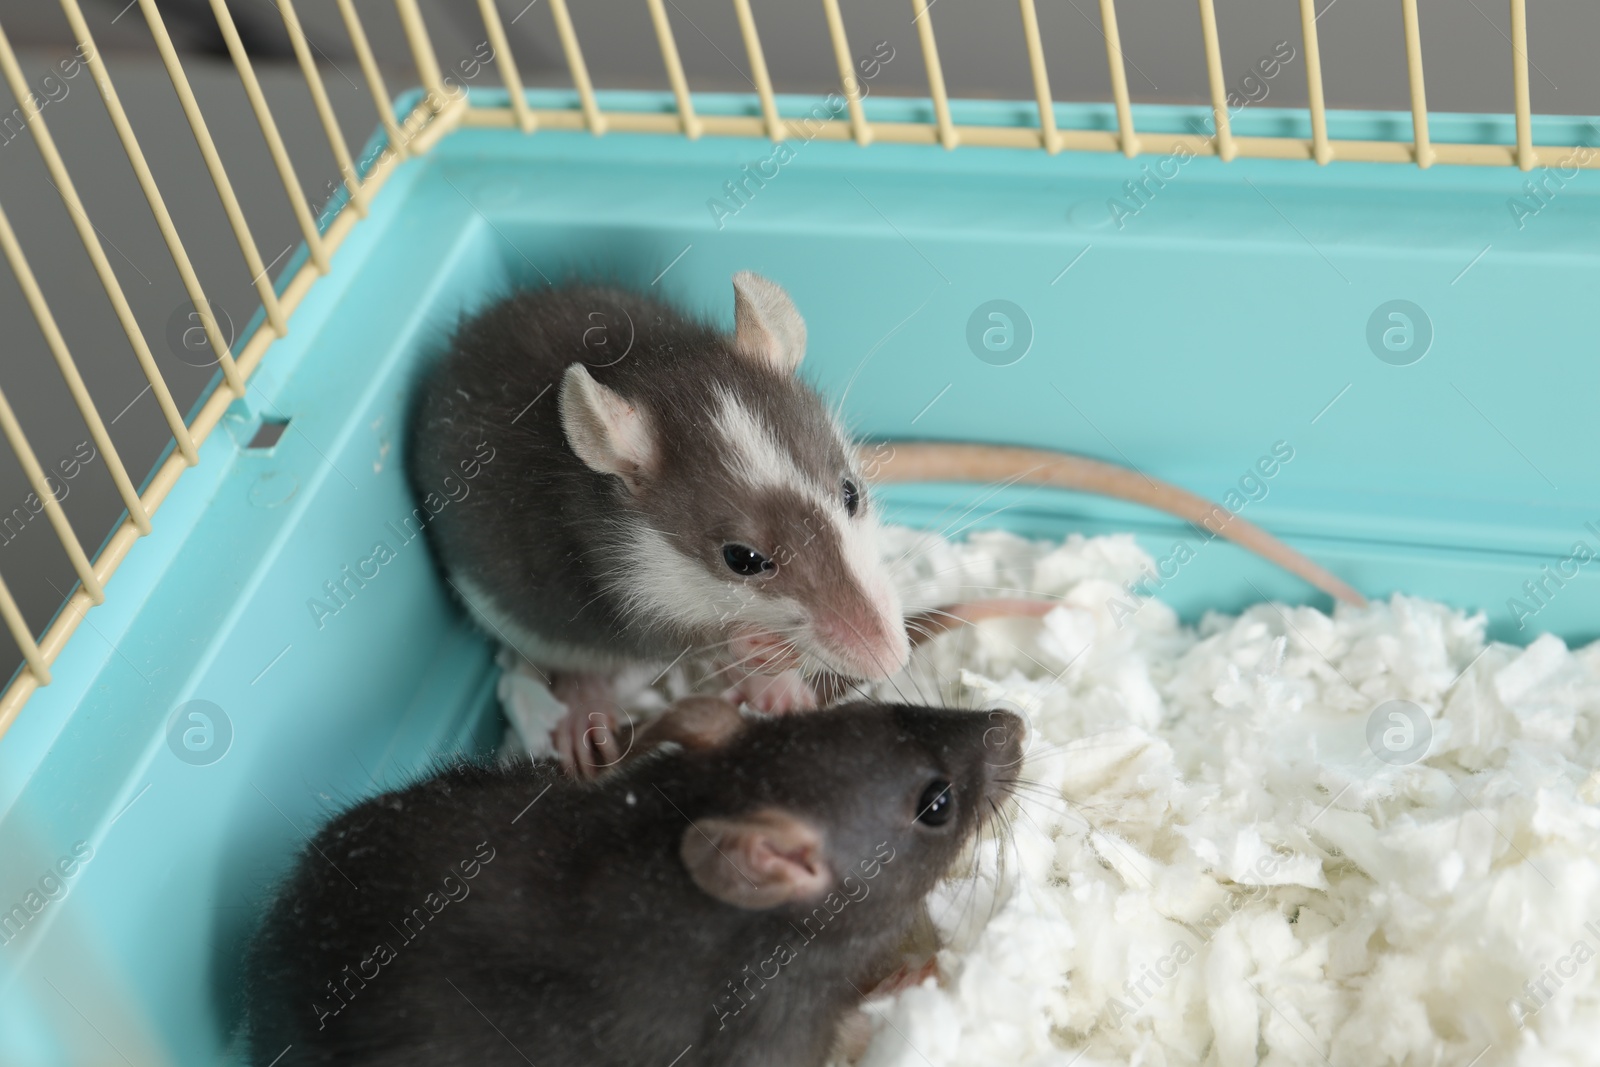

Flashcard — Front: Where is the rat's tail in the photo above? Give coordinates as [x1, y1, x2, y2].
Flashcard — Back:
[863, 441, 1365, 607]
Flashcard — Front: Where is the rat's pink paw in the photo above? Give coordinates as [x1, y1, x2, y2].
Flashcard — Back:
[725, 668, 816, 715]
[728, 628, 802, 674]
[549, 673, 628, 778]
[866, 954, 940, 997]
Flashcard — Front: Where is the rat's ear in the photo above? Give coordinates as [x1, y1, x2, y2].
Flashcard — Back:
[681, 809, 831, 909]
[560, 363, 654, 493]
[638, 696, 747, 753]
[732, 272, 807, 375]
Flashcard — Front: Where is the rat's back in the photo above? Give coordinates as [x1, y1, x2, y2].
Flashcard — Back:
[404, 282, 730, 664]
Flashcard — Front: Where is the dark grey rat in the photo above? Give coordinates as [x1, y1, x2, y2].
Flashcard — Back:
[242, 700, 1024, 1067]
[407, 273, 910, 775]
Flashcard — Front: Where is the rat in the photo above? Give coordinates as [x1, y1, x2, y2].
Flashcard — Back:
[407, 273, 912, 776]
[408, 272, 1362, 776]
[242, 699, 1024, 1067]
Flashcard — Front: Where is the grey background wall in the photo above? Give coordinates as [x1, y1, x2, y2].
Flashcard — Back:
[0, 0, 1594, 683]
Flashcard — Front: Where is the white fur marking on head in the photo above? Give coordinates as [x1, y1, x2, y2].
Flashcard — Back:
[818, 496, 909, 677]
[712, 388, 817, 496]
[612, 521, 804, 639]
[732, 272, 807, 375]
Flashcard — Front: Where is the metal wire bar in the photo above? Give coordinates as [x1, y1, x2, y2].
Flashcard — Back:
[0, 200, 149, 536]
[645, 0, 702, 138]
[478, 0, 536, 133]
[547, 0, 606, 134]
[59, 0, 243, 399]
[911, 0, 957, 149]
[822, 0, 871, 146]
[1298, 0, 1332, 164]
[0, 383, 103, 604]
[1400, 0, 1434, 168]
[279, 0, 370, 215]
[1098, 0, 1139, 156]
[733, 0, 785, 141]
[1195, 0, 1236, 161]
[138, 0, 288, 334]
[1510, 0, 1535, 171]
[210, 0, 330, 272]
[0, 570, 47, 686]
[0, 19, 201, 465]
[1018, 0, 1061, 153]
[394, 0, 446, 107]
[462, 103, 1598, 170]
[337, 0, 410, 161]
[0, 92, 454, 740]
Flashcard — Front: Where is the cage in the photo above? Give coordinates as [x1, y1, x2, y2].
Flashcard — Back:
[0, 0, 1595, 1063]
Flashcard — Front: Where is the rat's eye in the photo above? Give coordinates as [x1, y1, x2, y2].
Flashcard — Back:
[842, 478, 860, 517]
[915, 779, 954, 826]
[722, 543, 774, 577]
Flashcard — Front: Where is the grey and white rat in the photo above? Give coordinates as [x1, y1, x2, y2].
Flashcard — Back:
[408, 273, 912, 775]
[408, 273, 1362, 775]
[242, 699, 1024, 1067]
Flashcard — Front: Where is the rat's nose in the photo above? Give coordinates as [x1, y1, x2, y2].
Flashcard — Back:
[980, 709, 1026, 794]
[815, 610, 909, 680]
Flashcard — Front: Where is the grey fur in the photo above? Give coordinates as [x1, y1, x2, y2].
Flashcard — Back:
[243, 703, 1025, 1067]
[407, 279, 887, 675]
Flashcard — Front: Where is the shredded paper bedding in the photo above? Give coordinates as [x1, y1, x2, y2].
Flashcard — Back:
[503, 528, 1600, 1067]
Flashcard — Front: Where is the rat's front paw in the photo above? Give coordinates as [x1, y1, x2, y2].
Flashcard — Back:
[725, 668, 816, 715]
[549, 673, 629, 777]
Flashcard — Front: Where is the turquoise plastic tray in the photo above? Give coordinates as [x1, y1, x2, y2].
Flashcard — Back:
[2, 88, 1597, 1064]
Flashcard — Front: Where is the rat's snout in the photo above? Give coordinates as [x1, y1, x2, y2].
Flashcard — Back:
[811, 604, 909, 681]
[979, 709, 1027, 797]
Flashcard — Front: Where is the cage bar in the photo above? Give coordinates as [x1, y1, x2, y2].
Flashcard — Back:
[1298, 0, 1332, 164]
[394, 0, 446, 108]
[0, 19, 201, 464]
[457, 102, 1600, 170]
[1018, 0, 1061, 153]
[822, 0, 872, 146]
[337, 0, 411, 161]
[210, 0, 331, 272]
[138, 0, 288, 335]
[59, 0, 244, 399]
[1195, 0, 1236, 161]
[0, 200, 150, 536]
[1098, 0, 1140, 157]
[0, 384, 104, 605]
[0, 570, 47, 686]
[478, 0, 536, 134]
[546, 0, 607, 135]
[0, 95, 429, 738]
[645, 0, 702, 139]
[1400, 0, 1434, 168]
[733, 0, 786, 142]
[278, 0, 371, 215]
[3, 0, 1599, 751]
[1510, 0, 1535, 171]
[912, 0, 958, 149]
